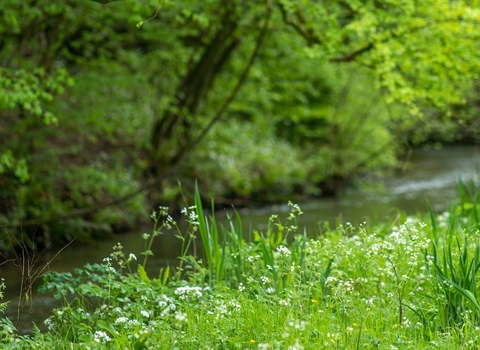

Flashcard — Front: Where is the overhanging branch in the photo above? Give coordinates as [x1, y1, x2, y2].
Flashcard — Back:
[189, 0, 273, 150]
[330, 43, 374, 62]
[4, 0, 273, 230]
[90, 0, 122, 3]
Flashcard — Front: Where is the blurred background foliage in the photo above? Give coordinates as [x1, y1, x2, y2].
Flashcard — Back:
[1, 0, 480, 252]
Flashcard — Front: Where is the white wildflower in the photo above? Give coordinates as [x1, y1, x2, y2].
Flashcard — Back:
[94, 330, 111, 344]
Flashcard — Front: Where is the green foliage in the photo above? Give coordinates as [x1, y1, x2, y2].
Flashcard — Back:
[190, 120, 307, 199]
[426, 180, 480, 328]
[3, 189, 480, 348]
[2, 0, 480, 249]
[0, 280, 17, 344]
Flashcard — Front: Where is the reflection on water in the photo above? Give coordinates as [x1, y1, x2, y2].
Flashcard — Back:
[2, 145, 480, 332]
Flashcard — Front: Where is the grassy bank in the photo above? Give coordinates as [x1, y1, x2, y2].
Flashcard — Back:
[2, 182, 480, 349]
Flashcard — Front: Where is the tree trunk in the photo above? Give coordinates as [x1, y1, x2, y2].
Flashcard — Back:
[149, 5, 240, 177]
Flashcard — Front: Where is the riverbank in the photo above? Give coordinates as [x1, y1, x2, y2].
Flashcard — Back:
[2, 183, 480, 349]
[3, 144, 480, 334]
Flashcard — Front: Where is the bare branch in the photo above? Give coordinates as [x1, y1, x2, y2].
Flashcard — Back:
[278, 1, 321, 46]
[330, 43, 374, 62]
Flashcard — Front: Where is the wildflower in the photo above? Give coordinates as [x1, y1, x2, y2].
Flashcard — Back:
[158, 206, 169, 216]
[94, 330, 111, 343]
[287, 201, 303, 215]
[238, 283, 245, 292]
[166, 214, 176, 226]
[325, 276, 337, 285]
[128, 319, 140, 327]
[115, 317, 128, 324]
[276, 245, 291, 257]
[287, 339, 304, 350]
[288, 320, 307, 331]
[174, 286, 203, 300]
[129, 253, 137, 261]
[158, 294, 176, 317]
[269, 214, 278, 222]
[44, 318, 54, 331]
[250, 339, 256, 344]
[175, 312, 188, 322]
[140, 310, 150, 318]
[260, 276, 270, 284]
[266, 287, 275, 294]
[189, 211, 198, 222]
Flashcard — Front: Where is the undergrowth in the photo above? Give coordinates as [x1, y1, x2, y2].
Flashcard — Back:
[2, 181, 480, 349]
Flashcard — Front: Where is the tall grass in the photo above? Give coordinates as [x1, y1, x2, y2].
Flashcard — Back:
[426, 180, 480, 329]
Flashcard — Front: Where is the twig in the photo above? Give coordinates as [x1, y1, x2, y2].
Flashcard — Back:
[7, 233, 74, 326]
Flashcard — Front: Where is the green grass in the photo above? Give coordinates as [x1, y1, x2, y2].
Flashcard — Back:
[2, 182, 480, 349]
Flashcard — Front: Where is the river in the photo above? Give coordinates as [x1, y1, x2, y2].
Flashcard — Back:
[2, 144, 480, 332]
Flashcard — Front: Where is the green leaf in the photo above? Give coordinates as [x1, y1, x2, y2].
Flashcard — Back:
[137, 264, 150, 283]
[439, 275, 480, 312]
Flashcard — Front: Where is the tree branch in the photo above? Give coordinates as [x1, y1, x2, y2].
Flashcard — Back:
[277, 1, 321, 46]
[189, 0, 273, 151]
[330, 43, 374, 62]
[90, 0, 122, 4]
[4, 1, 273, 230]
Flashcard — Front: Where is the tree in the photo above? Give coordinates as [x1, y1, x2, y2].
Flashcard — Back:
[1, 0, 479, 250]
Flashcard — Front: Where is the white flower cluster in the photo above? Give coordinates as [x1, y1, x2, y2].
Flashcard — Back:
[157, 294, 176, 317]
[276, 245, 291, 257]
[175, 311, 188, 322]
[114, 317, 140, 328]
[174, 285, 203, 300]
[266, 287, 275, 294]
[287, 319, 307, 331]
[366, 220, 430, 270]
[260, 276, 270, 285]
[325, 277, 356, 299]
[181, 206, 199, 227]
[94, 330, 111, 344]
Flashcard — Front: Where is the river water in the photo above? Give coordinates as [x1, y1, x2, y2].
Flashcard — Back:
[2, 144, 480, 332]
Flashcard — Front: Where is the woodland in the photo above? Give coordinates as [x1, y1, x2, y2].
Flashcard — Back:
[1, 0, 480, 251]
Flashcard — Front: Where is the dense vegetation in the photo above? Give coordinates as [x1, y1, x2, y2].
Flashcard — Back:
[2, 0, 480, 249]
[2, 183, 480, 348]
